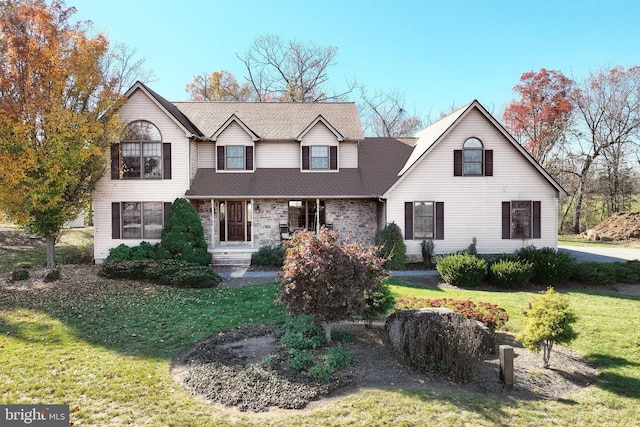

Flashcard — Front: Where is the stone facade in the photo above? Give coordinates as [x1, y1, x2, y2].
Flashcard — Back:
[192, 198, 379, 249]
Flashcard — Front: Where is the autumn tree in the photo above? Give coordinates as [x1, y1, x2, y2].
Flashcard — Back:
[569, 66, 640, 233]
[503, 69, 574, 167]
[0, 0, 124, 267]
[238, 34, 350, 102]
[277, 229, 389, 341]
[359, 87, 424, 137]
[185, 70, 256, 101]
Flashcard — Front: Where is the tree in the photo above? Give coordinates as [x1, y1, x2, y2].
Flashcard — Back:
[277, 229, 389, 341]
[185, 70, 256, 101]
[0, 0, 124, 267]
[359, 87, 424, 137]
[517, 288, 577, 368]
[238, 34, 350, 102]
[503, 69, 574, 167]
[569, 66, 640, 233]
[156, 198, 212, 266]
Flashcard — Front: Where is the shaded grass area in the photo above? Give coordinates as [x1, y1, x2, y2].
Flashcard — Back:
[0, 225, 94, 272]
[0, 272, 638, 425]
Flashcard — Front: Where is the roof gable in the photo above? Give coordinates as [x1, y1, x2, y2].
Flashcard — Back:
[125, 81, 205, 139]
[211, 114, 260, 142]
[393, 100, 566, 196]
[173, 102, 364, 141]
[296, 115, 344, 142]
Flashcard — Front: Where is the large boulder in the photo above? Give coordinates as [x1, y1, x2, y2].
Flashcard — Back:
[385, 308, 495, 382]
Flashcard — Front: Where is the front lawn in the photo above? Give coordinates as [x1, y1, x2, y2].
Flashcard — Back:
[0, 270, 638, 425]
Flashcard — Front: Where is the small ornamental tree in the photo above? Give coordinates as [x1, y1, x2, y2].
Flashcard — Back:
[517, 288, 578, 368]
[277, 229, 389, 341]
[156, 198, 212, 266]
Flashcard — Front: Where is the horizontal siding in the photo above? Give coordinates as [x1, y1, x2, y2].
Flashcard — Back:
[198, 142, 215, 169]
[339, 141, 357, 168]
[300, 123, 339, 146]
[94, 90, 191, 261]
[256, 141, 299, 168]
[386, 109, 559, 257]
[216, 122, 254, 146]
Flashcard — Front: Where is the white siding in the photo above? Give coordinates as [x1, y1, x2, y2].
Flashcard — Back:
[216, 121, 254, 146]
[386, 108, 560, 258]
[93, 90, 192, 262]
[198, 142, 215, 169]
[256, 141, 299, 168]
[339, 141, 358, 168]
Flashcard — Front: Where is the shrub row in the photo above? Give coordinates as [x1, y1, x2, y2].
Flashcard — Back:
[99, 259, 221, 288]
[251, 245, 286, 267]
[394, 297, 509, 331]
[435, 246, 576, 289]
[572, 260, 640, 286]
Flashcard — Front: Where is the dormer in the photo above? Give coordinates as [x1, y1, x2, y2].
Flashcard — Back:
[298, 115, 342, 172]
[213, 115, 259, 173]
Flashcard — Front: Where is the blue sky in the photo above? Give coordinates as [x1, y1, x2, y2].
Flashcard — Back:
[73, 0, 640, 120]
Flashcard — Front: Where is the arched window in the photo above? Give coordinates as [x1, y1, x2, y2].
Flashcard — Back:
[120, 120, 163, 179]
[463, 137, 483, 175]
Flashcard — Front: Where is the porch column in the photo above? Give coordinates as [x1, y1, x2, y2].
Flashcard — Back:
[211, 199, 215, 249]
[251, 198, 255, 248]
[316, 198, 320, 233]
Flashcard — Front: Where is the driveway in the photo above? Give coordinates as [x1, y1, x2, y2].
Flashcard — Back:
[559, 245, 640, 263]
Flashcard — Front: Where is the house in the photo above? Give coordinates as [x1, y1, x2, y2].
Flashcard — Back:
[93, 82, 566, 265]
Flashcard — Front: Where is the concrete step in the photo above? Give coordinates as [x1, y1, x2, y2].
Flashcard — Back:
[211, 248, 255, 267]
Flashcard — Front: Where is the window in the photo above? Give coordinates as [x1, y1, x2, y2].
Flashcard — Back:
[112, 201, 170, 239]
[288, 200, 325, 231]
[404, 202, 444, 240]
[414, 202, 434, 239]
[216, 145, 254, 171]
[463, 138, 483, 175]
[311, 146, 329, 169]
[454, 138, 492, 176]
[112, 120, 171, 180]
[226, 146, 245, 169]
[302, 146, 338, 170]
[502, 201, 541, 239]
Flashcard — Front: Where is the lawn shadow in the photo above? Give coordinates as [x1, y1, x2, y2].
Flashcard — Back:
[587, 354, 640, 399]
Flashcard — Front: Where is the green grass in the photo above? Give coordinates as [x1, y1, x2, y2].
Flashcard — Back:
[0, 226, 94, 272]
[1, 273, 639, 426]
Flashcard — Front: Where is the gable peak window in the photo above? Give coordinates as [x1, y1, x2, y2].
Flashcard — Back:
[454, 137, 493, 176]
[112, 120, 171, 180]
[463, 137, 483, 175]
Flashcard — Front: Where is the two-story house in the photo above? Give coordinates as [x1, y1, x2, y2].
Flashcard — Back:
[93, 82, 566, 265]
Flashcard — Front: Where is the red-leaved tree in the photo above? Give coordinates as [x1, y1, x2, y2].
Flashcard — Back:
[277, 229, 389, 341]
[503, 69, 574, 167]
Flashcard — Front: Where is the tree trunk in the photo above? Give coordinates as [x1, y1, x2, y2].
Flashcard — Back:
[46, 235, 56, 268]
[571, 157, 593, 234]
[322, 322, 333, 343]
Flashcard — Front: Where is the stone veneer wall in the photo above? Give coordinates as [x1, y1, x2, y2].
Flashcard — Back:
[191, 198, 379, 248]
[326, 199, 378, 246]
[192, 200, 213, 245]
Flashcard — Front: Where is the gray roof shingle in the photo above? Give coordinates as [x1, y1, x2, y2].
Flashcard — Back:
[174, 102, 364, 141]
[185, 137, 412, 198]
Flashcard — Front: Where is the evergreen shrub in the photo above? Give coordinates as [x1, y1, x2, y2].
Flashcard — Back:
[514, 246, 575, 286]
[157, 198, 211, 266]
[376, 222, 407, 270]
[436, 252, 487, 287]
[488, 258, 533, 288]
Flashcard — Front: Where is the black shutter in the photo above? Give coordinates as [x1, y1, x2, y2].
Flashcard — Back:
[163, 202, 172, 225]
[502, 202, 511, 239]
[245, 146, 254, 170]
[435, 202, 444, 240]
[302, 146, 310, 170]
[163, 143, 172, 179]
[111, 144, 120, 179]
[217, 146, 225, 170]
[485, 150, 493, 176]
[404, 202, 414, 240]
[330, 146, 338, 170]
[111, 202, 121, 239]
[533, 201, 541, 239]
[454, 150, 462, 176]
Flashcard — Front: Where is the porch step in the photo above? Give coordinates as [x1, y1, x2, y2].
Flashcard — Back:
[211, 248, 256, 267]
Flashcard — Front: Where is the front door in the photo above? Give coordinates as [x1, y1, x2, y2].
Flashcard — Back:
[227, 201, 244, 241]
